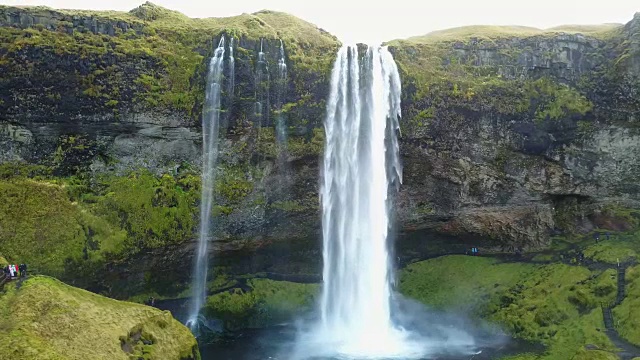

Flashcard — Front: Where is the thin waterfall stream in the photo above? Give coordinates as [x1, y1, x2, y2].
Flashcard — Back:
[187, 36, 228, 331]
[255, 39, 270, 126]
[275, 39, 289, 164]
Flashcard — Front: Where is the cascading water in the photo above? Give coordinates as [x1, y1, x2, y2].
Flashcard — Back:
[308, 44, 424, 358]
[275, 40, 289, 166]
[187, 36, 227, 331]
[289, 44, 484, 360]
[228, 37, 235, 100]
[255, 39, 270, 125]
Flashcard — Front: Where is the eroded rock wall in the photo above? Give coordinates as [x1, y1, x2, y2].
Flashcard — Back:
[1, 4, 639, 297]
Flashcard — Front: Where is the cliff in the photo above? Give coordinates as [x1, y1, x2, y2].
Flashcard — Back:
[390, 17, 640, 249]
[0, 3, 639, 299]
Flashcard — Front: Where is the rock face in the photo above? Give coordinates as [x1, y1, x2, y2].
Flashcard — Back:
[0, 3, 639, 297]
[390, 21, 640, 249]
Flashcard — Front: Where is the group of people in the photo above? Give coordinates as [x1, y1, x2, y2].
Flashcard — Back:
[2, 263, 27, 279]
[594, 232, 611, 243]
[467, 247, 480, 256]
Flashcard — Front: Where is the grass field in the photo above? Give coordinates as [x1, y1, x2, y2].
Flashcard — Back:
[0, 276, 199, 360]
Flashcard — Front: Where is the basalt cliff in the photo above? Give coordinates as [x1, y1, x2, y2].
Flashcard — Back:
[0, 2, 639, 299]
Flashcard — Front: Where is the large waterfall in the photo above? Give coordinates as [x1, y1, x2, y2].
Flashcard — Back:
[187, 36, 227, 330]
[315, 44, 420, 358]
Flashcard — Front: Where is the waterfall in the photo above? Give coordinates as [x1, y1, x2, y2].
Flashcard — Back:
[255, 39, 270, 125]
[275, 40, 289, 166]
[186, 36, 227, 331]
[228, 37, 235, 97]
[227, 37, 235, 115]
[317, 44, 417, 358]
[277, 39, 287, 80]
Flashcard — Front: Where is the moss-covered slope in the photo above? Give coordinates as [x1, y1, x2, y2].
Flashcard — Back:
[400, 256, 620, 360]
[615, 265, 640, 346]
[0, 276, 199, 360]
[204, 278, 317, 330]
[0, 3, 334, 273]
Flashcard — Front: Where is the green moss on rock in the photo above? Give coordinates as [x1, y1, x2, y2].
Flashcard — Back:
[0, 276, 199, 359]
[91, 171, 199, 253]
[399, 255, 536, 310]
[0, 165, 201, 296]
[400, 256, 618, 359]
[0, 178, 88, 276]
[583, 231, 640, 264]
[0, 3, 340, 118]
[614, 265, 640, 345]
[204, 278, 318, 330]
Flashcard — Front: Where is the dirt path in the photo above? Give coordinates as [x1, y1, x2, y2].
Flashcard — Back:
[600, 265, 640, 359]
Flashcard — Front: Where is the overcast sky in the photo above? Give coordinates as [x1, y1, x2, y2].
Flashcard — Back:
[2, 0, 638, 43]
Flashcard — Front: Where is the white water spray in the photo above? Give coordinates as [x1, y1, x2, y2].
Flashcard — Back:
[311, 44, 424, 358]
[187, 36, 226, 330]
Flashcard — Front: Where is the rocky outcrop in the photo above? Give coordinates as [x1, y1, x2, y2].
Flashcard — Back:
[448, 33, 604, 81]
[0, 5, 145, 35]
[390, 17, 640, 248]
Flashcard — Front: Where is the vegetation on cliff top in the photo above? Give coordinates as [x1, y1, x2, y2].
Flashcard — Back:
[0, 276, 199, 359]
[402, 23, 621, 44]
[0, 2, 339, 117]
[385, 15, 638, 140]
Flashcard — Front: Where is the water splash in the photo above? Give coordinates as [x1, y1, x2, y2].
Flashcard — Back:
[187, 36, 226, 332]
[316, 43, 419, 358]
[288, 44, 486, 360]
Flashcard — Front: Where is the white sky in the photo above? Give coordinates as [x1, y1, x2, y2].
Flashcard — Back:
[1, 0, 638, 43]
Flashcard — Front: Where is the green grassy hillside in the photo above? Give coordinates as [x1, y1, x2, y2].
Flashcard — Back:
[400, 256, 619, 359]
[403, 23, 621, 44]
[0, 276, 199, 359]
